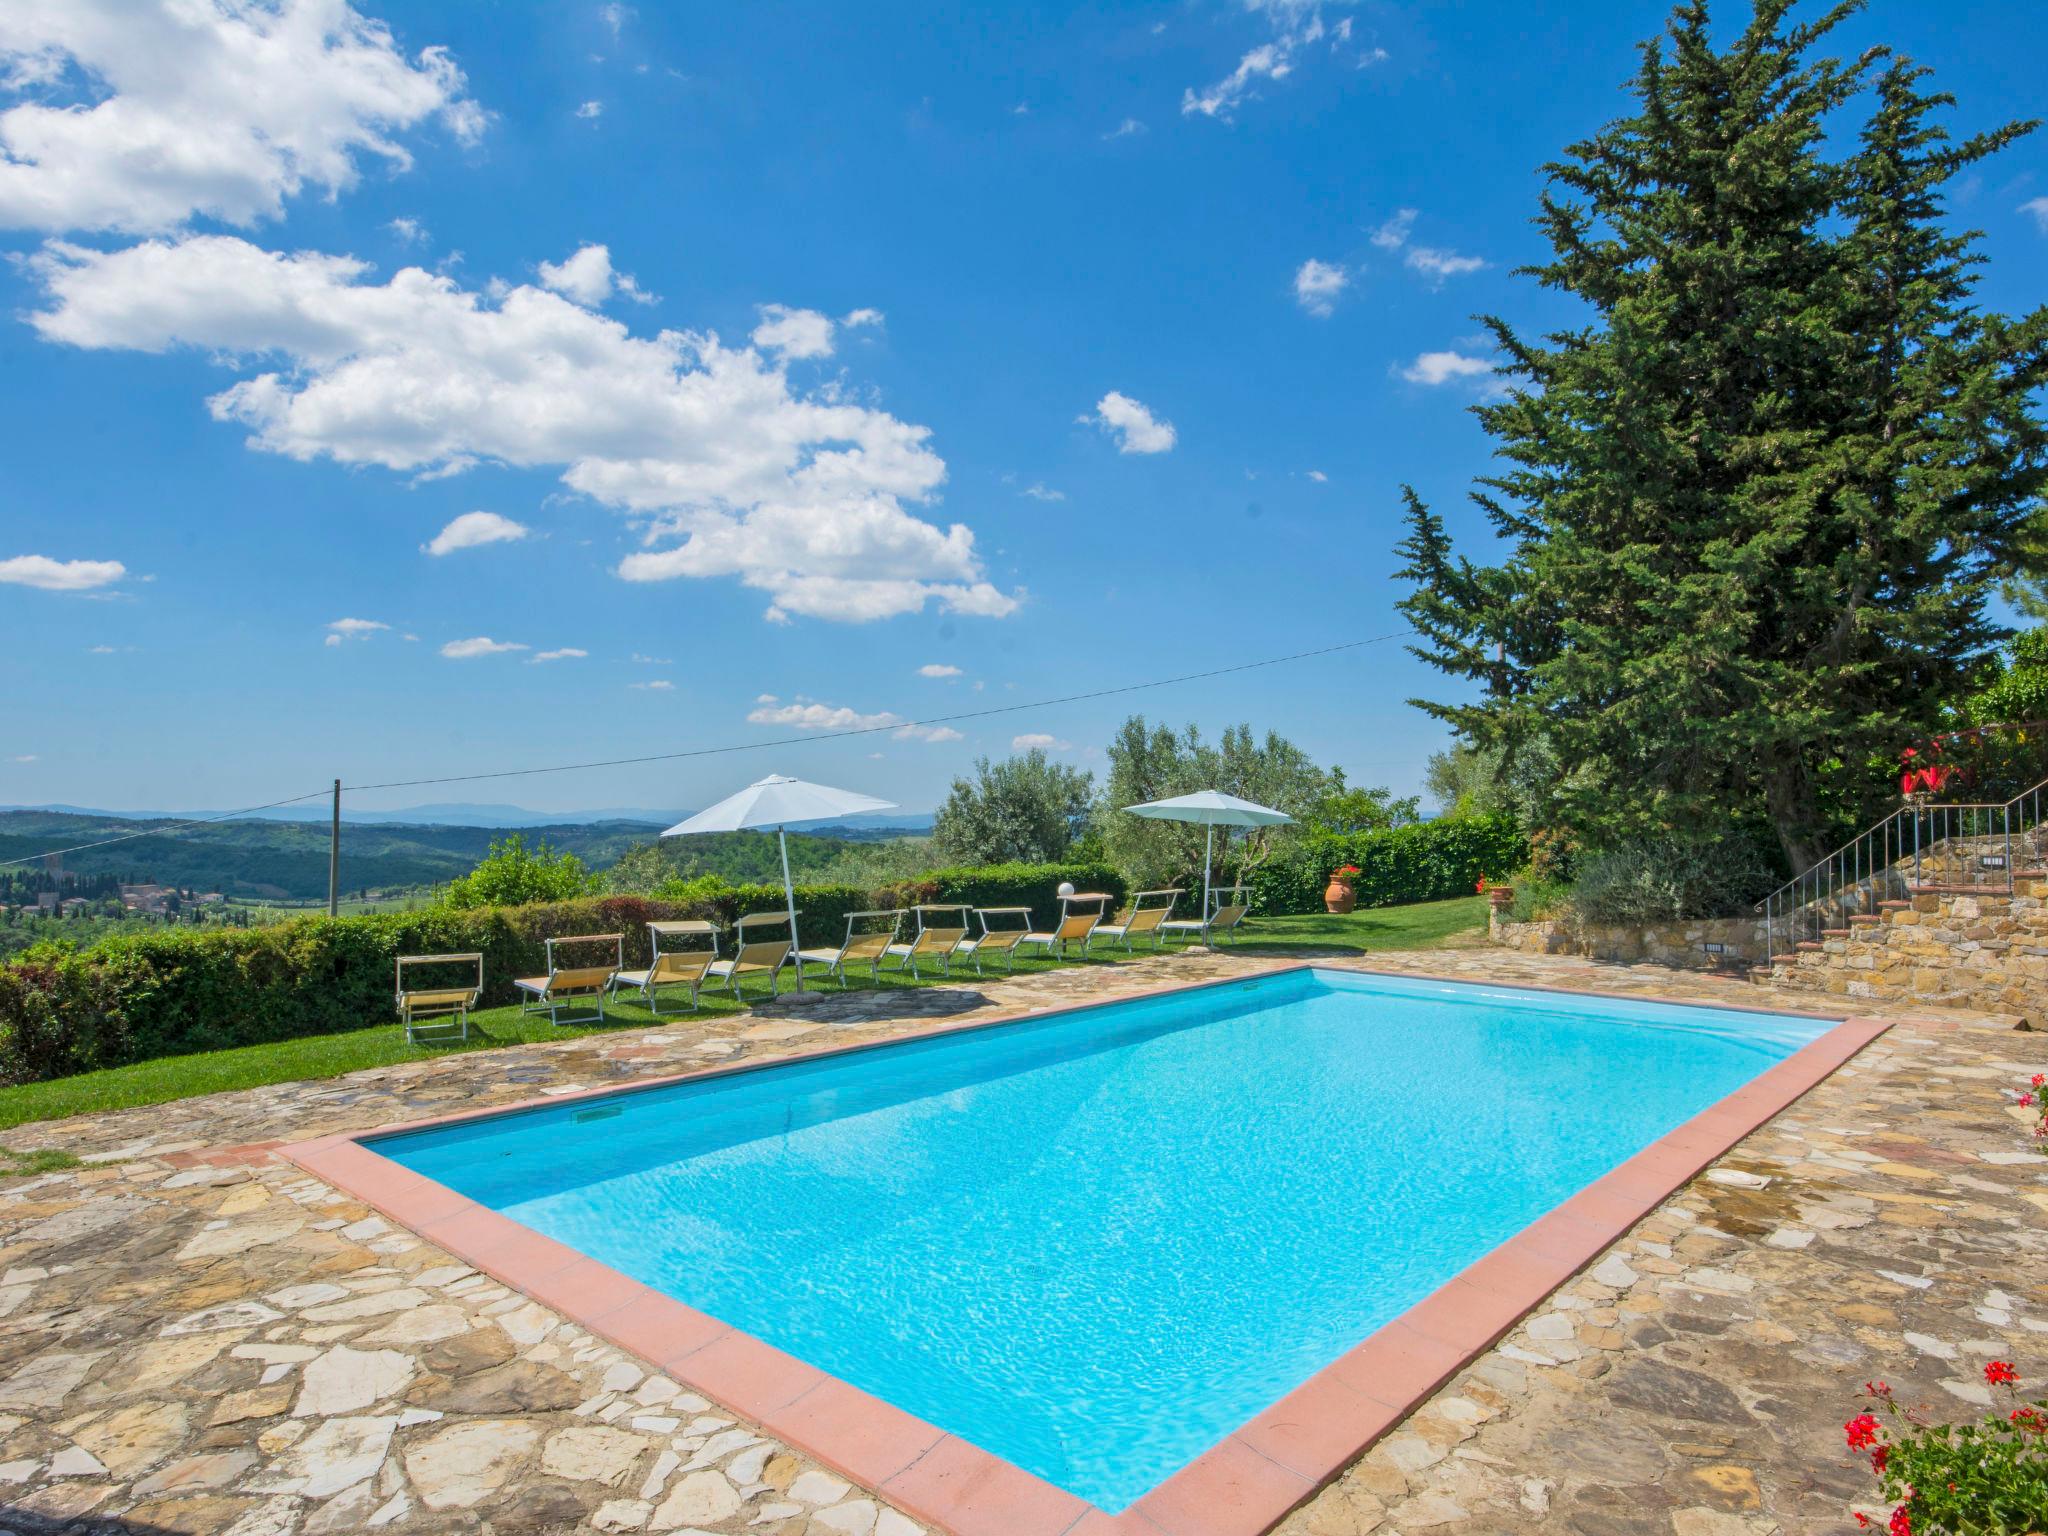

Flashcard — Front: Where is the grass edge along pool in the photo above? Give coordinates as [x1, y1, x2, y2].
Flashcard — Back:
[366, 967, 1839, 1513]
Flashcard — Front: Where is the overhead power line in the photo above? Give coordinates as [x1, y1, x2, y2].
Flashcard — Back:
[1, 631, 1406, 868]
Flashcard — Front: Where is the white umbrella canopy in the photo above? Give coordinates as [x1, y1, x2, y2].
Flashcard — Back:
[1123, 790, 1294, 926]
[663, 775, 898, 988]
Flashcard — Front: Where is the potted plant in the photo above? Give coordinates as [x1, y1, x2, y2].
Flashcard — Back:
[1481, 875, 1515, 911]
[1325, 864, 1361, 914]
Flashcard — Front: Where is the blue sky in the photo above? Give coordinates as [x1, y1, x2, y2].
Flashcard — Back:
[3, 0, 2045, 819]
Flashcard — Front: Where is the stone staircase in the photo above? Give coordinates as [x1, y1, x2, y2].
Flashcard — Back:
[1759, 865, 2048, 1013]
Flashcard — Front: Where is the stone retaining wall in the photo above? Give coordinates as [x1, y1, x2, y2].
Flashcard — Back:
[1767, 876, 2048, 1016]
[1489, 910, 1769, 969]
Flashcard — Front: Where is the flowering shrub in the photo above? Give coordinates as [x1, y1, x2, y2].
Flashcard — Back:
[1845, 1365, 2048, 1533]
[1332, 864, 1362, 880]
[2025, 1072, 2045, 1143]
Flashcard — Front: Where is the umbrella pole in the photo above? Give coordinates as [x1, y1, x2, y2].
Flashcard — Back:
[1203, 824, 1214, 941]
[779, 825, 804, 991]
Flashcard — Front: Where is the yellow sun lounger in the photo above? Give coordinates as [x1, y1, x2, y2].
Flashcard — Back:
[610, 920, 719, 1016]
[883, 904, 974, 978]
[796, 909, 902, 985]
[1090, 889, 1183, 953]
[706, 911, 795, 999]
[1161, 885, 1253, 946]
[1019, 892, 1110, 960]
[957, 906, 1032, 974]
[395, 952, 483, 1045]
[513, 934, 623, 1026]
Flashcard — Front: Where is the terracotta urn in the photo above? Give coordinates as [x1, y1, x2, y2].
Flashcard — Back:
[1487, 885, 1516, 911]
[1324, 876, 1357, 915]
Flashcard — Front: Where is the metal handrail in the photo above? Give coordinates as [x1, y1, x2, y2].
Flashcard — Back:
[1755, 776, 2048, 964]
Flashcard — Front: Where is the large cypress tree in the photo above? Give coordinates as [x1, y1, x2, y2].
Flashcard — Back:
[1395, 0, 2048, 874]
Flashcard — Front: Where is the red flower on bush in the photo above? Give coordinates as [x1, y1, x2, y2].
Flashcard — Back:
[1985, 1360, 2019, 1386]
[1871, 1445, 1889, 1474]
[1847, 1413, 1882, 1451]
[1855, 1515, 1871, 1529]
[1889, 1504, 1912, 1536]
[2033, 1072, 2045, 1088]
[2021, 1093, 2037, 1108]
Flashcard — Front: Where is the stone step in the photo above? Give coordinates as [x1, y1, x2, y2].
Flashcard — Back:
[1795, 941, 1825, 952]
[1878, 900, 1913, 910]
[1848, 914, 1883, 925]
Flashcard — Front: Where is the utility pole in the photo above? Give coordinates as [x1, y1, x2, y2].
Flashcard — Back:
[328, 778, 340, 918]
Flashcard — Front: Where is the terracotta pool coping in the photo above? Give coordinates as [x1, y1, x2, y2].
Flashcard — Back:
[282, 963, 1892, 1536]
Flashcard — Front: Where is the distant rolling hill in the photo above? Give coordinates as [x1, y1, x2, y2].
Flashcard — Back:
[0, 808, 932, 901]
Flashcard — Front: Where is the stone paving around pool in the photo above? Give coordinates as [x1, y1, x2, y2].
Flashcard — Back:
[0, 946, 2042, 1536]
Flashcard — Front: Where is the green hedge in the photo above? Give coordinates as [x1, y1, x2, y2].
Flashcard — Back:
[1243, 816, 1526, 916]
[0, 863, 1127, 1087]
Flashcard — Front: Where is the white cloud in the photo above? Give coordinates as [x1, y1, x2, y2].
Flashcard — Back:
[1104, 117, 1147, 139]
[1183, 3, 1352, 121]
[599, 4, 631, 38]
[1019, 482, 1065, 502]
[2022, 197, 2048, 234]
[755, 692, 778, 703]
[896, 723, 962, 743]
[0, 0, 481, 235]
[575, 99, 603, 119]
[440, 635, 526, 658]
[629, 678, 673, 690]
[1306, 469, 1327, 482]
[842, 307, 885, 330]
[423, 510, 529, 556]
[1082, 390, 1176, 454]
[531, 647, 587, 662]
[29, 236, 1015, 624]
[387, 216, 427, 245]
[87, 644, 119, 654]
[1293, 258, 1348, 317]
[1405, 246, 1486, 283]
[1369, 210, 1485, 283]
[1370, 208, 1416, 251]
[747, 700, 900, 731]
[918, 663, 962, 677]
[7, 754, 36, 764]
[1012, 732, 1073, 751]
[750, 303, 836, 360]
[0, 554, 126, 591]
[536, 243, 653, 306]
[1399, 349, 1494, 386]
[324, 616, 387, 647]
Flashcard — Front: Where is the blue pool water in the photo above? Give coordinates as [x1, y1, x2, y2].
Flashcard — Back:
[372, 968, 1830, 1510]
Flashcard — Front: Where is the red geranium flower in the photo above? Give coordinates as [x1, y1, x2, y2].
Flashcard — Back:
[2021, 1093, 2037, 1108]
[1890, 1505, 1912, 1536]
[1871, 1445, 1889, 1474]
[1866, 1381, 1892, 1398]
[1985, 1360, 2019, 1386]
[1855, 1516, 1871, 1529]
[1846, 1413, 1881, 1451]
[2032, 1072, 2045, 1087]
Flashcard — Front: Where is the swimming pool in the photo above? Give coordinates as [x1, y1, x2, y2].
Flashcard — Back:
[363, 966, 1844, 1514]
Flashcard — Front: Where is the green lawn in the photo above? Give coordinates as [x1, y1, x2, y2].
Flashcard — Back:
[0, 896, 1486, 1135]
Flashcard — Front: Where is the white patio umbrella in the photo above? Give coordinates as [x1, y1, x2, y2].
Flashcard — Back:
[662, 774, 897, 989]
[1123, 790, 1294, 930]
